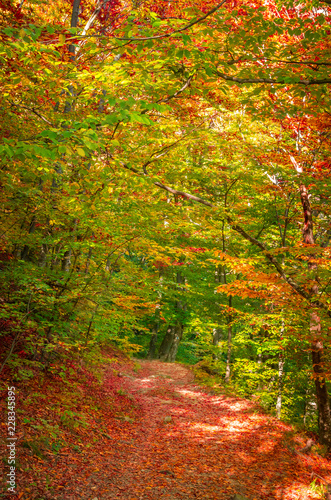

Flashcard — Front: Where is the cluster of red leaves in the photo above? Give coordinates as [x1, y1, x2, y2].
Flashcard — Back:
[187, 247, 207, 253]
[97, 0, 121, 25]
[0, 0, 24, 24]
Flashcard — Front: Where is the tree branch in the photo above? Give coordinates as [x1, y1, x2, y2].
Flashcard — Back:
[154, 181, 214, 207]
[10, 103, 54, 126]
[160, 74, 194, 103]
[71, 0, 228, 41]
[121, 163, 331, 309]
[216, 71, 331, 86]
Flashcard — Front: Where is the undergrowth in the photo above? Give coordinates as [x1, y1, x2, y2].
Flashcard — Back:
[0, 344, 135, 497]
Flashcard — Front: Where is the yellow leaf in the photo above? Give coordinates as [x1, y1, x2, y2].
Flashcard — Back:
[77, 148, 85, 157]
[59, 34, 66, 45]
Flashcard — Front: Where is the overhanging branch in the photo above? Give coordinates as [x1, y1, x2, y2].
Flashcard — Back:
[154, 181, 214, 207]
[121, 163, 329, 308]
[216, 71, 331, 86]
[70, 0, 228, 42]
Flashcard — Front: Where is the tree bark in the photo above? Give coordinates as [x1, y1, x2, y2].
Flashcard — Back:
[300, 183, 331, 448]
[311, 312, 331, 446]
[213, 328, 222, 346]
[158, 271, 185, 362]
[213, 265, 223, 354]
[38, 243, 48, 268]
[147, 325, 158, 359]
[223, 255, 232, 383]
[21, 216, 36, 261]
[167, 325, 183, 362]
[224, 319, 232, 384]
[84, 247, 92, 275]
[158, 325, 183, 362]
[158, 326, 175, 361]
[61, 249, 72, 272]
[276, 352, 285, 419]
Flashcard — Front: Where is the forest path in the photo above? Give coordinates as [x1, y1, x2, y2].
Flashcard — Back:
[56, 360, 330, 500]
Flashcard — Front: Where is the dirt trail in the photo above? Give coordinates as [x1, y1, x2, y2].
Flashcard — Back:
[43, 360, 331, 500]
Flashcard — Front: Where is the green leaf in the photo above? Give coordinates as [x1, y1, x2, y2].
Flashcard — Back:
[182, 34, 191, 45]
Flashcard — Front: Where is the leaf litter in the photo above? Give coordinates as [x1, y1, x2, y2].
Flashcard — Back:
[1, 357, 331, 499]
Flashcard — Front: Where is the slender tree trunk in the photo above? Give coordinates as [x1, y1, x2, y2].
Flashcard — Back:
[38, 244, 48, 268]
[311, 312, 331, 446]
[158, 271, 185, 362]
[64, 0, 81, 112]
[50, 244, 62, 270]
[300, 183, 331, 448]
[221, 204, 233, 383]
[257, 351, 262, 391]
[213, 328, 222, 346]
[61, 249, 72, 272]
[303, 386, 315, 427]
[61, 219, 77, 272]
[213, 265, 223, 354]
[275, 319, 285, 418]
[84, 305, 99, 347]
[167, 325, 183, 362]
[105, 257, 111, 272]
[84, 247, 92, 275]
[21, 216, 36, 261]
[148, 305, 160, 359]
[147, 324, 158, 359]
[224, 264, 232, 383]
[276, 353, 285, 419]
[224, 318, 232, 384]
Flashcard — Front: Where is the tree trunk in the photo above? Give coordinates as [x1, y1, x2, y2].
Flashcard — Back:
[158, 271, 185, 362]
[61, 249, 72, 272]
[213, 265, 223, 355]
[224, 283, 232, 383]
[38, 244, 48, 268]
[213, 328, 222, 346]
[257, 351, 262, 391]
[300, 183, 331, 448]
[158, 326, 175, 361]
[224, 320, 232, 383]
[311, 313, 331, 446]
[159, 325, 183, 362]
[167, 325, 183, 362]
[21, 216, 36, 261]
[84, 247, 92, 275]
[147, 323, 158, 359]
[276, 352, 285, 419]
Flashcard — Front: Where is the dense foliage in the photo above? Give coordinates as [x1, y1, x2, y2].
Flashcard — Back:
[1, 0, 331, 446]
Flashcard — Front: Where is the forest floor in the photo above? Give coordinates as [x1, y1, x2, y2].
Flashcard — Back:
[1, 354, 331, 500]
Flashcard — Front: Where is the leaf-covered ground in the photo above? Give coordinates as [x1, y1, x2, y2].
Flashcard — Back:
[1, 357, 331, 499]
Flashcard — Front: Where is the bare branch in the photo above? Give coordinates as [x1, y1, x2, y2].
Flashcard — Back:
[154, 181, 214, 207]
[160, 74, 194, 103]
[10, 103, 54, 126]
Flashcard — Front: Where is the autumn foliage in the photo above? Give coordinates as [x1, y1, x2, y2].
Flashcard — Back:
[0, 0, 331, 496]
